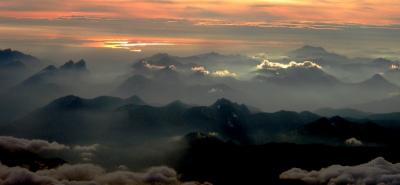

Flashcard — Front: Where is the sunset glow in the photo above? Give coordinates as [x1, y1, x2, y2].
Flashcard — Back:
[0, 0, 399, 54]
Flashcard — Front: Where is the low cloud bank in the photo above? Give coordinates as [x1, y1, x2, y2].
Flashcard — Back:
[280, 157, 400, 185]
[0, 162, 211, 185]
[0, 136, 211, 185]
[0, 136, 99, 161]
[0, 136, 69, 153]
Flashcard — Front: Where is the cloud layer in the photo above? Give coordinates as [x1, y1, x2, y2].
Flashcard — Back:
[0, 136, 99, 161]
[0, 162, 211, 185]
[0, 136, 69, 153]
[0, 136, 210, 185]
[280, 157, 400, 185]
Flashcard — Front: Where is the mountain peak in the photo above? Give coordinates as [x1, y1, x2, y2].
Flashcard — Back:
[0, 48, 41, 66]
[300, 45, 327, 52]
[362, 74, 393, 85]
[370, 73, 385, 81]
[125, 95, 146, 105]
[60, 60, 88, 71]
[212, 98, 234, 107]
[212, 98, 250, 114]
[288, 45, 348, 65]
[46, 95, 84, 110]
[165, 100, 189, 109]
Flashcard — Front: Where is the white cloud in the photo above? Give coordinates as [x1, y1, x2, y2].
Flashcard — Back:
[280, 157, 400, 185]
[211, 70, 237, 78]
[144, 62, 167, 70]
[191, 66, 237, 78]
[345, 137, 363, 146]
[191, 66, 210, 75]
[256, 60, 322, 70]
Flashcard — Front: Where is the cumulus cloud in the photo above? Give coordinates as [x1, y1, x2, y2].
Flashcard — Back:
[0, 162, 211, 185]
[280, 157, 400, 185]
[191, 66, 237, 78]
[345, 137, 363, 146]
[256, 60, 322, 70]
[191, 66, 210, 75]
[0, 136, 69, 153]
[211, 70, 237, 78]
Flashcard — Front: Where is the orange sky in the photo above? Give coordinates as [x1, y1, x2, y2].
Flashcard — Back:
[0, 0, 399, 54]
[1, 0, 399, 25]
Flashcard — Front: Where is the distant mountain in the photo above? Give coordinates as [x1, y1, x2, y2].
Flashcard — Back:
[0, 49, 42, 91]
[3, 96, 319, 144]
[132, 52, 257, 76]
[314, 108, 400, 127]
[114, 73, 241, 105]
[355, 74, 399, 92]
[315, 108, 371, 119]
[44, 95, 145, 111]
[21, 59, 89, 86]
[288, 45, 349, 65]
[353, 95, 400, 113]
[261, 67, 340, 86]
[300, 116, 399, 144]
[371, 58, 397, 68]
[0, 48, 41, 67]
[0, 60, 91, 123]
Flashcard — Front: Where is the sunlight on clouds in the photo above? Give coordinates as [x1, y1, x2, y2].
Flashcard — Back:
[212, 70, 238, 78]
[257, 60, 322, 70]
[191, 66, 210, 75]
[103, 41, 175, 52]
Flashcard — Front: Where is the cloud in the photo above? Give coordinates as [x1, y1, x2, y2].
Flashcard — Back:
[211, 70, 237, 78]
[0, 136, 210, 184]
[345, 137, 363, 146]
[0, 162, 211, 185]
[0, 136, 101, 162]
[280, 157, 400, 185]
[191, 66, 210, 75]
[0, 136, 69, 153]
[191, 66, 237, 78]
[256, 60, 322, 70]
[73, 144, 100, 162]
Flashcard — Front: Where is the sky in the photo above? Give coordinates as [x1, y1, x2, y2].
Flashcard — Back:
[0, 0, 400, 61]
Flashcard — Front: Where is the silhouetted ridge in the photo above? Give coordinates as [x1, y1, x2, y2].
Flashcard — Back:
[165, 100, 190, 109]
[125, 95, 146, 105]
[0, 48, 40, 66]
[45, 95, 85, 110]
[60, 59, 88, 71]
[44, 95, 146, 111]
[42, 65, 57, 71]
